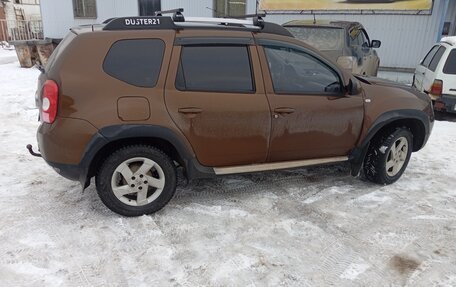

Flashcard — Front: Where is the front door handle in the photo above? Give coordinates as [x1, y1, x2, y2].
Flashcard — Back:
[178, 107, 203, 114]
[274, 107, 295, 114]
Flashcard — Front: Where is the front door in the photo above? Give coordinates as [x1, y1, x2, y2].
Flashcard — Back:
[257, 39, 364, 162]
[349, 27, 375, 76]
[360, 29, 379, 76]
[165, 38, 271, 167]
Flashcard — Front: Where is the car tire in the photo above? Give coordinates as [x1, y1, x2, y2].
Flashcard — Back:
[363, 127, 413, 185]
[96, 145, 177, 216]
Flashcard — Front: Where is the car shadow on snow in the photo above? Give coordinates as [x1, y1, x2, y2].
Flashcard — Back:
[435, 111, 456, 123]
[77, 163, 377, 217]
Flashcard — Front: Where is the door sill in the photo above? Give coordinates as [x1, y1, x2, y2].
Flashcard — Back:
[213, 156, 348, 175]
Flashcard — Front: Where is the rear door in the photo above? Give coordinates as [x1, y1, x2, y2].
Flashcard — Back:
[165, 35, 271, 167]
[256, 38, 364, 162]
[441, 48, 456, 97]
[422, 45, 446, 95]
[414, 45, 439, 91]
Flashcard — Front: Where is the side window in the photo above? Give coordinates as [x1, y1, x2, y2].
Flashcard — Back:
[264, 45, 342, 94]
[421, 45, 439, 67]
[428, 46, 446, 72]
[176, 45, 254, 93]
[349, 28, 363, 46]
[103, 39, 165, 88]
[361, 30, 370, 47]
[443, 49, 456, 75]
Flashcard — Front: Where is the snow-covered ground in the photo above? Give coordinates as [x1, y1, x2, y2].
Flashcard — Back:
[1, 52, 456, 286]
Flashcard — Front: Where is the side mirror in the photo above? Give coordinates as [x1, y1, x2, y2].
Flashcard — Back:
[347, 77, 362, 95]
[371, 40, 381, 48]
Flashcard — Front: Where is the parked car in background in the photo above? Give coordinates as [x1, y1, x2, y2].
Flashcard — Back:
[283, 20, 381, 76]
[413, 36, 456, 113]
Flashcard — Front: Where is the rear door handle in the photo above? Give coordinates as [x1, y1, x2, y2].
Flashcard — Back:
[178, 107, 203, 114]
[274, 107, 295, 114]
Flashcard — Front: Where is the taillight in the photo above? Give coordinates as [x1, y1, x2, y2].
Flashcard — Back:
[430, 79, 443, 97]
[41, 80, 59, 124]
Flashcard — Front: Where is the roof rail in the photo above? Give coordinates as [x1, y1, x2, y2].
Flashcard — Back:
[102, 8, 293, 37]
[184, 17, 262, 28]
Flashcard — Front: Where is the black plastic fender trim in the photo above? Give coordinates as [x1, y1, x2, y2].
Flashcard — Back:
[78, 124, 215, 189]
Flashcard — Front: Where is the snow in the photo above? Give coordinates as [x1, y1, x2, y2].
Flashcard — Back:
[1, 57, 456, 286]
[0, 46, 17, 65]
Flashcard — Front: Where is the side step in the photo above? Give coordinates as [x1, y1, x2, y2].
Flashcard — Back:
[213, 156, 348, 175]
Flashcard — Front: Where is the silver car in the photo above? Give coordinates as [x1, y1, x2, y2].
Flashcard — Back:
[283, 20, 381, 76]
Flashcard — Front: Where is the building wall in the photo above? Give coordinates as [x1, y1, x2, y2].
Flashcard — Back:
[445, 0, 456, 36]
[258, 1, 447, 69]
[40, 0, 448, 69]
[40, 0, 138, 38]
[3, 2, 41, 21]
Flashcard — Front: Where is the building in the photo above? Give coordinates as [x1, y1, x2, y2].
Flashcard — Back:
[0, 0, 41, 41]
[39, 0, 455, 70]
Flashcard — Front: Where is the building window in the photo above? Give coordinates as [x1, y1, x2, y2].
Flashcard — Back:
[14, 0, 40, 4]
[213, 0, 246, 18]
[73, 0, 97, 18]
[138, 0, 161, 16]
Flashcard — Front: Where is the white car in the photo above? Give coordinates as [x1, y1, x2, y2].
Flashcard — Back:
[413, 36, 456, 113]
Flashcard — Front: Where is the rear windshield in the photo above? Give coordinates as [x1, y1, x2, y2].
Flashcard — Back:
[285, 27, 344, 50]
[443, 49, 456, 75]
[421, 45, 439, 68]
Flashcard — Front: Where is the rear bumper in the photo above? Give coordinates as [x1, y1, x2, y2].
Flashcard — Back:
[45, 160, 85, 182]
[37, 117, 101, 187]
[434, 94, 456, 113]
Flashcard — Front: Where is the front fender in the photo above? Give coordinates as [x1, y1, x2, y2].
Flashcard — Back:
[349, 109, 433, 176]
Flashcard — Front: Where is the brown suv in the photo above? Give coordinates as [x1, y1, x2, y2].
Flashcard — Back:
[30, 10, 434, 216]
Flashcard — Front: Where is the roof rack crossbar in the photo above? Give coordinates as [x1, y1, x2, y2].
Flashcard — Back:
[154, 8, 184, 22]
[101, 8, 292, 37]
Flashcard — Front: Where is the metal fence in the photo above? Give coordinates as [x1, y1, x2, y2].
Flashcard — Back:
[0, 20, 43, 42]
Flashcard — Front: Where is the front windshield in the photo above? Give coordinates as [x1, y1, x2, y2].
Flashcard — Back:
[286, 27, 344, 51]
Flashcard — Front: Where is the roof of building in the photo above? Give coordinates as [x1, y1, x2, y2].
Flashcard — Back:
[282, 20, 362, 29]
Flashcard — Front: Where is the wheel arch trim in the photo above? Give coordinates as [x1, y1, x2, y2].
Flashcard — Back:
[79, 124, 215, 188]
[349, 109, 432, 176]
